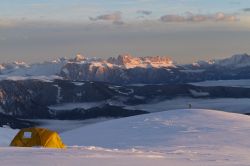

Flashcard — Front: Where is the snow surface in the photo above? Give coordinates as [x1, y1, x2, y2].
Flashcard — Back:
[0, 126, 18, 147]
[2, 109, 250, 165]
[191, 79, 250, 88]
[126, 97, 250, 114]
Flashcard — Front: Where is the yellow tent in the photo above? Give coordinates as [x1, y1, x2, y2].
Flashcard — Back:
[10, 127, 66, 149]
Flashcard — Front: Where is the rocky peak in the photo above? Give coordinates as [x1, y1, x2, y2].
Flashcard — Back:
[115, 53, 139, 66]
[107, 54, 173, 68]
[74, 54, 86, 62]
[142, 56, 173, 65]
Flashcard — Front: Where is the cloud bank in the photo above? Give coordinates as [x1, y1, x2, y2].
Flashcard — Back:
[89, 12, 124, 25]
[160, 12, 238, 23]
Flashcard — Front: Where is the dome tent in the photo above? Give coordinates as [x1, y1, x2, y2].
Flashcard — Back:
[10, 128, 66, 149]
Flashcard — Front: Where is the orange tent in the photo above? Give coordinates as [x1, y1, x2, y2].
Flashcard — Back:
[10, 128, 66, 149]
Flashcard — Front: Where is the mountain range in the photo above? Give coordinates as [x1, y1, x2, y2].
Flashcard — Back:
[1, 53, 250, 84]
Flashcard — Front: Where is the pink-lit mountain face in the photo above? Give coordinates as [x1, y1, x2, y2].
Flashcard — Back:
[106, 53, 174, 69]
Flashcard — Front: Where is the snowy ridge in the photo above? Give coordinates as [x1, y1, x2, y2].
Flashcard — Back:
[192, 53, 250, 68]
[214, 53, 250, 68]
[61, 109, 250, 148]
[0, 58, 67, 81]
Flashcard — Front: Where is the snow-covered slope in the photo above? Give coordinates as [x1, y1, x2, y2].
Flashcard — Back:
[0, 127, 18, 146]
[61, 109, 250, 149]
[1, 109, 250, 165]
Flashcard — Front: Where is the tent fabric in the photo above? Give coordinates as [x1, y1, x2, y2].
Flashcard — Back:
[10, 128, 66, 149]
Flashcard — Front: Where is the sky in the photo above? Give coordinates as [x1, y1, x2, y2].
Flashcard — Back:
[0, 0, 250, 64]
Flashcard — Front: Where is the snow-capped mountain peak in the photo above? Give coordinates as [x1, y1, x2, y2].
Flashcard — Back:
[110, 53, 142, 68]
[191, 59, 215, 68]
[74, 54, 86, 62]
[0, 58, 68, 78]
[13, 61, 28, 66]
[141, 56, 174, 68]
[0, 61, 30, 74]
[215, 53, 250, 68]
[60, 54, 176, 83]
[190, 53, 250, 69]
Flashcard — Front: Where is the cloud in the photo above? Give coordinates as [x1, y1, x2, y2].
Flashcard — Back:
[137, 10, 152, 15]
[214, 12, 238, 21]
[160, 12, 238, 23]
[242, 8, 250, 12]
[89, 12, 124, 25]
[160, 15, 185, 22]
